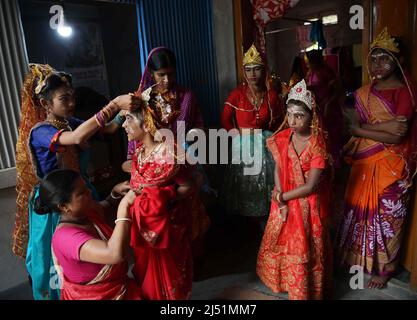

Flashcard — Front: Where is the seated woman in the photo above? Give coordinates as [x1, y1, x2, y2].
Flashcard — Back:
[122, 106, 194, 300]
[34, 169, 141, 300]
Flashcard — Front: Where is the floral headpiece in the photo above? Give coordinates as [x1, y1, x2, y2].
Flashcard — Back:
[370, 27, 399, 53]
[139, 86, 160, 136]
[286, 79, 314, 110]
[243, 44, 264, 66]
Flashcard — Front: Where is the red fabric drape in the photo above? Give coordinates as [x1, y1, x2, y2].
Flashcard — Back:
[251, 0, 299, 52]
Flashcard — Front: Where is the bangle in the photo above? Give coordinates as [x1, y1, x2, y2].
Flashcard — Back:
[95, 114, 103, 127]
[110, 190, 122, 199]
[109, 100, 120, 111]
[102, 107, 111, 121]
[95, 112, 105, 127]
[276, 191, 282, 204]
[113, 112, 125, 126]
[115, 218, 131, 224]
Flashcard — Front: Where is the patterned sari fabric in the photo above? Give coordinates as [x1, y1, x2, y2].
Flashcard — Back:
[256, 128, 333, 300]
[129, 143, 193, 300]
[53, 211, 141, 300]
[221, 85, 284, 217]
[13, 65, 51, 258]
[336, 85, 415, 276]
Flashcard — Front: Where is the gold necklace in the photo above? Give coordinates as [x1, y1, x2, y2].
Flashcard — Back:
[47, 117, 70, 130]
[138, 143, 162, 168]
[246, 87, 265, 125]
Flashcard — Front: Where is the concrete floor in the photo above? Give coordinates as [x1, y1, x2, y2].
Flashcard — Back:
[1, 187, 416, 300]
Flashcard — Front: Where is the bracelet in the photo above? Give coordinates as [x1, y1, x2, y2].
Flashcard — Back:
[276, 191, 283, 204]
[102, 107, 111, 121]
[95, 113, 105, 127]
[113, 112, 125, 126]
[110, 190, 122, 199]
[115, 218, 132, 224]
[109, 100, 120, 111]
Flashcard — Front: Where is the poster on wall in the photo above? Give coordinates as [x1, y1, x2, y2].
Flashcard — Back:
[63, 23, 110, 98]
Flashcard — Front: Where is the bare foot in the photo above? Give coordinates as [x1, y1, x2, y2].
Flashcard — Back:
[367, 275, 391, 289]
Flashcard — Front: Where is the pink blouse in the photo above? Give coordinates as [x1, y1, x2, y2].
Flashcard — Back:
[52, 226, 103, 284]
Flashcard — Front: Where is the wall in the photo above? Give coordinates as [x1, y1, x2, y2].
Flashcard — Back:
[265, 0, 363, 83]
[19, 0, 140, 99]
[212, 0, 237, 115]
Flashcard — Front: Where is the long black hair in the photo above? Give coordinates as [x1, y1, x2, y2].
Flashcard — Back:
[34, 169, 80, 215]
[148, 48, 176, 71]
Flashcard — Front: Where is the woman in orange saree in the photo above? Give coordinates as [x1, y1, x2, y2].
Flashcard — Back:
[336, 28, 417, 289]
[256, 80, 333, 300]
[34, 169, 141, 300]
[122, 106, 194, 300]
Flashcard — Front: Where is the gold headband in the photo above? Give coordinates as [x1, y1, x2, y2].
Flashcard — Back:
[242, 44, 264, 66]
[370, 27, 399, 53]
[28, 64, 56, 95]
[29, 64, 70, 95]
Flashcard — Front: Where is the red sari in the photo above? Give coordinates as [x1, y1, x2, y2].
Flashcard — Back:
[129, 143, 193, 300]
[256, 128, 333, 300]
[52, 211, 141, 300]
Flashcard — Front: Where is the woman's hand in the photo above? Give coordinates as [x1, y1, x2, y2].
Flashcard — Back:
[113, 94, 142, 112]
[112, 181, 131, 197]
[279, 205, 288, 222]
[383, 117, 408, 136]
[117, 190, 136, 219]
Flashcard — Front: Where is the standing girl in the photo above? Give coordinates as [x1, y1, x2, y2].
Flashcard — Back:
[221, 44, 284, 228]
[257, 80, 333, 300]
[122, 105, 194, 300]
[336, 28, 417, 289]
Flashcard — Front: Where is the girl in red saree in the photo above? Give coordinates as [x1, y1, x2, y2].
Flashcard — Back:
[336, 28, 417, 289]
[122, 48, 210, 259]
[257, 80, 333, 300]
[34, 169, 141, 300]
[122, 107, 194, 300]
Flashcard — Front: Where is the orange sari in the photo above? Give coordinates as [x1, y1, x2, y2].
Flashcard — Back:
[336, 85, 414, 276]
[256, 128, 332, 300]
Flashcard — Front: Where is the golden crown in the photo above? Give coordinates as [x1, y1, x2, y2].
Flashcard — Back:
[242, 44, 264, 66]
[370, 27, 399, 53]
[286, 79, 313, 110]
